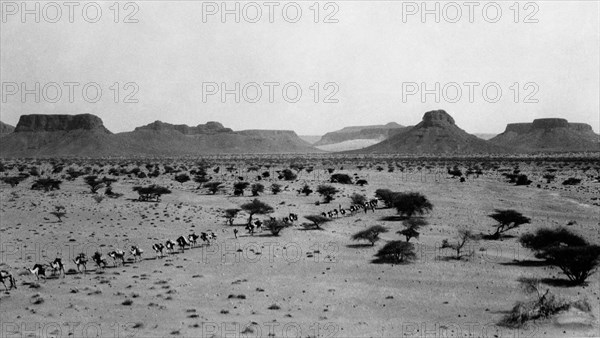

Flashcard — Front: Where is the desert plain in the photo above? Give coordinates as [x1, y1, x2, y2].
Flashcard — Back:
[0, 155, 599, 338]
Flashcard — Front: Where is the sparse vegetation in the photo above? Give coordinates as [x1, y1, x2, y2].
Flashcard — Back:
[351, 225, 388, 246]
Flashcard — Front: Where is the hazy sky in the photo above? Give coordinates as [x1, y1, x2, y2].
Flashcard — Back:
[1, 1, 598, 135]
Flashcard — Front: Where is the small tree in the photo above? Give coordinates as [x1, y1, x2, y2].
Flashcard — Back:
[251, 183, 264, 196]
[374, 241, 416, 263]
[351, 225, 388, 246]
[374, 189, 399, 208]
[224, 208, 241, 226]
[270, 183, 282, 195]
[350, 193, 367, 206]
[330, 173, 352, 184]
[233, 182, 250, 196]
[441, 228, 474, 260]
[280, 169, 297, 181]
[174, 173, 190, 184]
[50, 206, 66, 222]
[393, 192, 433, 218]
[1, 176, 26, 187]
[316, 185, 339, 203]
[32, 178, 62, 192]
[519, 227, 600, 285]
[241, 199, 274, 226]
[265, 218, 287, 236]
[544, 245, 600, 285]
[203, 181, 223, 194]
[488, 209, 530, 239]
[397, 218, 428, 242]
[304, 215, 332, 230]
[356, 179, 368, 186]
[132, 185, 171, 201]
[300, 184, 313, 196]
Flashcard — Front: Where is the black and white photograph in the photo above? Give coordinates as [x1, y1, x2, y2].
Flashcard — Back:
[0, 1, 599, 337]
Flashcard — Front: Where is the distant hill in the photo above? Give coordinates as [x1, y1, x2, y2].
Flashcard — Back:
[490, 118, 599, 152]
[354, 110, 506, 154]
[473, 133, 497, 140]
[298, 135, 321, 144]
[314, 122, 405, 147]
[0, 114, 321, 157]
[0, 121, 15, 137]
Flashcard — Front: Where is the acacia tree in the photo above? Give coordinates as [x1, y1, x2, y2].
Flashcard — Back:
[174, 173, 190, 184]
[224, 208, 241, 225]
[50, 206, 66, 222]
[299, 184, 313, 196]
[350, 193, 367, 206]
[374, 241, 416, 264]
[251, 183, 264, 196]
[520, 227, 600, 285]
[488, 209, 530, 239]
[304, 215, 332, 230]
[316, 185, 339, 203]
[393, 192, 433, 218]
[233, 182, 250, 196]
[133, 185, 171, 201]
[441, 228, 474, 260]
[270, 183, 282, 195]
[351, 225, 388, 246]
[203, 181, 223, 194]
[397, 218, 428, 242]
[374, 189, 400, 208]
[265, 218, 287, 236]
[241, 199, 274, 226]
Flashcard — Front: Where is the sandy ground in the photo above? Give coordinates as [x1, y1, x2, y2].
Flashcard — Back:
[0, 161, 599, 337]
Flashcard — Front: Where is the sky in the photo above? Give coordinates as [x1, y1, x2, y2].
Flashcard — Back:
[1, 1, 598, 135]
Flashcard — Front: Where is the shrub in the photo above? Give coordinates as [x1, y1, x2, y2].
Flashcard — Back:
[280, 169, 297, 181]
[270, 183, 282, 195]
[356, 179, 368, 186]
[374, 189, 400, 208]
[299, 184, 313, 196]
[515, 174, 532, 186]
[224, 208, 241, 226]
[203, 182, 223, 194]
[351, 225, 388, 246]
[393, 192, 433, 218]
[251, 183, 264, 196]
[374, 241, 416, 264]
[487, 209, 530, 239]
[330, 173, 352, 184]
[562, 178, 581, 185]
[133, 185, 171, 202]
[316, 185, 339, 203]
[31, 178, 62, 191]
[397, 218, 428, 242]
[265, 218, 287, 236]
[500, 277, 592, 328]
[1, 176, 26, 187]
[350, 193, 367, 206]
[233, 182, 250, 196]
[174, 173, 190, 184]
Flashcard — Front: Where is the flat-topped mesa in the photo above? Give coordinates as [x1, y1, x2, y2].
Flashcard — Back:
[135, 121, 233, 134]
[531, 118, 569, 129]
[420, 110, 455, 127]
[504, 123, 532, 134]
[14, 114, 111, 133]
[503, 119, 595, 134]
